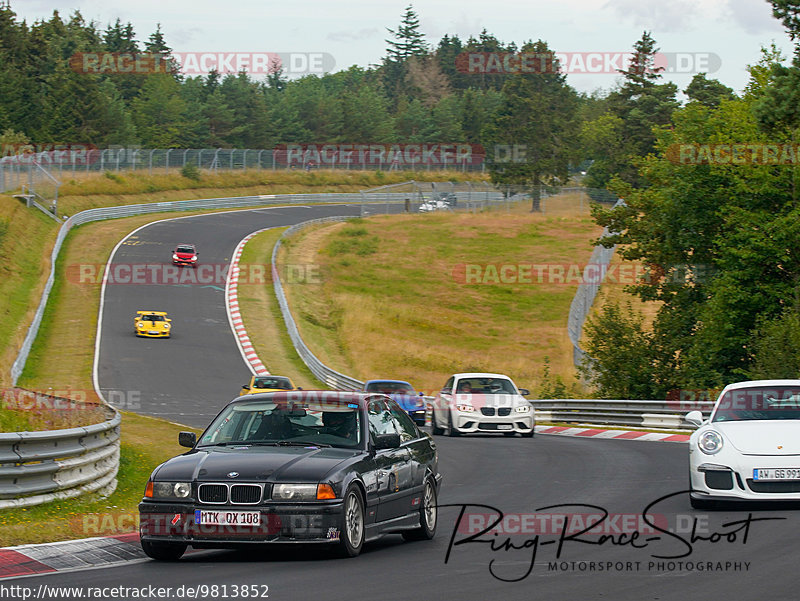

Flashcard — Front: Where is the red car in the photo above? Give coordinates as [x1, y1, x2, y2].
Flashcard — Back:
[172, 244, 198, 267]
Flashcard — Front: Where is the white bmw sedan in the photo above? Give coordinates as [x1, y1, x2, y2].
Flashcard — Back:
[431, 372, 534, 437]
[686, 379, 800, 508]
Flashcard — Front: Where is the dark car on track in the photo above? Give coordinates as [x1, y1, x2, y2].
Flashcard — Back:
[363, 380, 427, 426]
[139, 390, 442, 560]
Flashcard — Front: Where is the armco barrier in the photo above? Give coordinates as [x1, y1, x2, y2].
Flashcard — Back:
[272, 217, 365, 391]
[0, 392, 120, 509]
[532, 399, 715, 430]
[567, 198, 624, 369]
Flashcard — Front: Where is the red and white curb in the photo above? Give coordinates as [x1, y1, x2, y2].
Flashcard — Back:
[0, 533, 145, 579]
[226, 229, 272, 376]
[535, 424, 689, 443]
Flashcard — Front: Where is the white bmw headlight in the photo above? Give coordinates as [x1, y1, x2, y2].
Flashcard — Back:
[456, 404, 474, 412]
[698, 430, 723, 454]
[515, 405, 531, 413]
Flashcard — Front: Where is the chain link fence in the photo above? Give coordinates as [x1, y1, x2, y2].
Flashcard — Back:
[0, 147, 487, 197]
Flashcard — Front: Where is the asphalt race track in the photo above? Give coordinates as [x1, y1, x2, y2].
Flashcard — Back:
[14, 204, 800, 600]
[95, 203, 363, 426]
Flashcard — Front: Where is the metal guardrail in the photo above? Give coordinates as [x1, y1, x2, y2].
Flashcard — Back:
[567, 197, 624, 368]
[0, 390, 120, 509]
[272, 217, 366, 391]
[533, 399, 714, 430]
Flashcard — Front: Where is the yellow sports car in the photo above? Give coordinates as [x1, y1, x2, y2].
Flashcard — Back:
[134, 311, 172, 338]
[239, 375, 296, 396]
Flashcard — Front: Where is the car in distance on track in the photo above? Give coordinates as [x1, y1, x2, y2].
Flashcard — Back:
[172, 243, 198, 267]
[686, 379, 800, 508]
[134, 311, 172, 338]
[363, 379, 426, 426]
[240, 375, 297, 396]
[431, 372, 533, 437]
[139, 390, 442, 560]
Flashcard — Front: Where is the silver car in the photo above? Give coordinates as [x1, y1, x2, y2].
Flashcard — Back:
[431, 372, 534, 437]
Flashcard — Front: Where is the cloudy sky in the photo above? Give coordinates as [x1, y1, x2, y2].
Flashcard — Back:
[12, 0, 793, 96]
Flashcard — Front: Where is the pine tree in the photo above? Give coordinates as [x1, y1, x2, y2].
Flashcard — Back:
[382, 5, 428, 103]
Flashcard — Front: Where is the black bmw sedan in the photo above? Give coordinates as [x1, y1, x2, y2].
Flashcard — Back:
[139, 390, 442, 560]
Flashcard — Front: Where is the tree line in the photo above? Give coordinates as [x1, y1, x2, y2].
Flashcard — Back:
[582, 1, 800, 398]
[3, 0, 798, 394]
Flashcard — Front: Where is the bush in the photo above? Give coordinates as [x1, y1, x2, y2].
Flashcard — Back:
[181, 162, 201, 181]
[103, 171, 124, 183]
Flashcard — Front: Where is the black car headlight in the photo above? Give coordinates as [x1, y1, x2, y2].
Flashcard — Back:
[145, 481, 191, 499]
[272, 483, 336, 501]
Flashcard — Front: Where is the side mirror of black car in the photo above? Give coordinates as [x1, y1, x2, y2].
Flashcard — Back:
[178, 431, 197, 448]
[519, 388, 530, 396]
[373, 433, 401, 450]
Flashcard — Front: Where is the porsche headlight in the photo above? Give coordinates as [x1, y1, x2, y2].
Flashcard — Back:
[698, 430, 723, 455]
[163, 323, 170, 329]
[137, 322, 145, 329]
[146, 481, 191, 499]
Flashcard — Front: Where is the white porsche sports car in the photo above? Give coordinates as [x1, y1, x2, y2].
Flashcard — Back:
[686, 379, 800, 508]
[431, 372, 534, 437]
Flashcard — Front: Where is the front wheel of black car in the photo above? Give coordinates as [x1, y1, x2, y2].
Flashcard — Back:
[338, 486, 365, 557]
[141, 540, 187, 561]
[403, 478, 438, 541]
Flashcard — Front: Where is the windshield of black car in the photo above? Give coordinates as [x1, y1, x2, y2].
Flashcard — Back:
[456, 378, 516, 394]
[712, 387, 800, 422]
[253, 378, 293, 390]
[199, 400, 362, 447]
[366, 382, 414, 394]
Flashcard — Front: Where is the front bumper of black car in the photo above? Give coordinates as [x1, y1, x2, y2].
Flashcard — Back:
[139, 500, 347, 545]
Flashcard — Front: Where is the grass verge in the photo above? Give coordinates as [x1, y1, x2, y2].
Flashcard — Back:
[56, 169, 488, 216]
[0, 411, 199, 547]
[276, 192, 602, 396]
